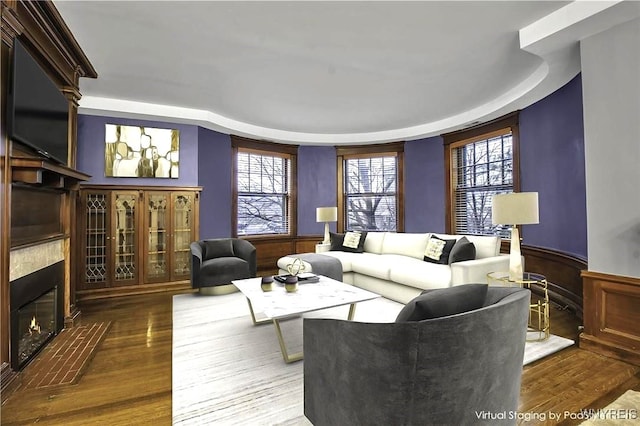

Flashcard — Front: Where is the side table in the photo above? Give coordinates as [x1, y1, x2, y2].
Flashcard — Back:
[487, 271, 550, 341]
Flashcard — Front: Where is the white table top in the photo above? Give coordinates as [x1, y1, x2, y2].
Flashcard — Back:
[232, 275, 380, 320]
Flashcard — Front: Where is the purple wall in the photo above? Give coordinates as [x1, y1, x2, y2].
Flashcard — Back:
[77, 115, 198, 186]
[197, 127, 232, 238]
[76, 74, 586, 258]
[297, 146, 337, 235]
[520, 74, 586, 258]
[404, 136, 446, 233]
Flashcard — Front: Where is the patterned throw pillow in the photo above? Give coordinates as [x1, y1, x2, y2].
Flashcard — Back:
[423, 235, 456, 264]
[329, 231, 367, 253]
[343, 231, 362, 249]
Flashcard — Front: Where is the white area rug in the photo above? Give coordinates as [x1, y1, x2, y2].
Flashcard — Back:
[173, 292, 574, 425]
[523, 333, 574, 366]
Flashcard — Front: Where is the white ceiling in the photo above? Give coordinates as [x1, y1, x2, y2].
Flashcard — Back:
[54, 1, 640, 145]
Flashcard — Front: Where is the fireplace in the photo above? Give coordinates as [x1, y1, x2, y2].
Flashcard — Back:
[10, 262, 64, 370]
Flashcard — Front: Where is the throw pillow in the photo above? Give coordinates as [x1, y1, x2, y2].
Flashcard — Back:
[448, 236, 476, 264]
[395, 283, 488, 322]
[423, 235, 456, 264]
[330, 231, 368, 253]
[329, 232, 345, 251]
[203, 239, 234, 259]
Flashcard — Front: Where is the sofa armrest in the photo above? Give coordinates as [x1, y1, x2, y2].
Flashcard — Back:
[450, 254, 515, 285]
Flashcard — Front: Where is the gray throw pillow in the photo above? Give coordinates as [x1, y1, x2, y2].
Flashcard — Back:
[203, 239, 234, 259]
[395, 283, 488, 322]
[448, 237, 476, 264]
[329, 232, 345, 251]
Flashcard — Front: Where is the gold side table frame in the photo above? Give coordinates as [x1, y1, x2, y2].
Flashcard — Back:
[487, 271, 550, 342]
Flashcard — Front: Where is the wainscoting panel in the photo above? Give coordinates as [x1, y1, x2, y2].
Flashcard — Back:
[521, 245, 587, 319]
[580, 271, 640, 366]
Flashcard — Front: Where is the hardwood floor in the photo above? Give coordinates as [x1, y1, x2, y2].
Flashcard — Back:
[1, 292, 638, 425]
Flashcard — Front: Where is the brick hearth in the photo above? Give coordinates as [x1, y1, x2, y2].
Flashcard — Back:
[22, 322, 111, 389]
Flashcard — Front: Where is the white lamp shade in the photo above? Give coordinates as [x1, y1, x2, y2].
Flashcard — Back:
[491, 192, 539, 225]
[316, 207, 338, 222]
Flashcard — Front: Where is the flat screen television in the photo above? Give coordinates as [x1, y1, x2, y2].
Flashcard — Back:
[8, 38, 69, 166]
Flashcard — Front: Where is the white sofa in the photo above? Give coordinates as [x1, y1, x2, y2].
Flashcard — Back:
[277, 232, 510, 304]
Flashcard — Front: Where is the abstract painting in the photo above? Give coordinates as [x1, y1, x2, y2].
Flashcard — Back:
[105, 124, 179, 178]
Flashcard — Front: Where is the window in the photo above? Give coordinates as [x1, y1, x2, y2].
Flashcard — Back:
[444, 113, 519, 237]
[337, 143, 404, 232]
[232, 137, 297, 236]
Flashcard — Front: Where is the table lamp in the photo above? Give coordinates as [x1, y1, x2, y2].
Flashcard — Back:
[491, 192, 539, 281]
[316, 207, 338, 244]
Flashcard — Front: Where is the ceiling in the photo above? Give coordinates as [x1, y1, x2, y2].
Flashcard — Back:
[53, 1, 639, 145]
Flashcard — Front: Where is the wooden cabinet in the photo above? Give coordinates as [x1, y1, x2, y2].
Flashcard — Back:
[143, 191, 197, 283]
[77, 186, 200, 295]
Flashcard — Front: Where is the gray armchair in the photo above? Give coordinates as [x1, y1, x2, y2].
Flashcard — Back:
[303, 286, 530, 426]
[190, 238, 256, 294]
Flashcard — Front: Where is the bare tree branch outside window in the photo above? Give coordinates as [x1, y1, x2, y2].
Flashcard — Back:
[345, 156, 397, 231]
[453, 134, 513, 237]
[237, 152, 290, 235]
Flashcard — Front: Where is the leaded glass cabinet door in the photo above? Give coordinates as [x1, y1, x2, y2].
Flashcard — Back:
[171, 192, 195, 281]
[81, 190, 109, 289]
[111, 191, 139, 286]
[144, 192, 170, 282]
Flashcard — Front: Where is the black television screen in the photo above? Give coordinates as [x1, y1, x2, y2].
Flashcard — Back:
[8, 38, 69, 165]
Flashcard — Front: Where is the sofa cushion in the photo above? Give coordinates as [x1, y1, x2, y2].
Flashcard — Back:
[330, 232, 367, 253]
[395, 283, 488, 322]
[423, 235, 457, 264]
[389, 258, 452, 290]
[200, 257, 250, 285]
[321, 251, 361, 273]
[434, 233, 500, 259]
[381, 232, 430, 260]
[203, 239, 234, 259]
[448, 236, 476, 264]
[350, 253, 397, 281]
[363, 232, 386, 254]
[465, 235, 500, 258]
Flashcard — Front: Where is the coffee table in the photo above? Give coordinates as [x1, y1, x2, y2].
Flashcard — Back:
[232, 275, 380, 363]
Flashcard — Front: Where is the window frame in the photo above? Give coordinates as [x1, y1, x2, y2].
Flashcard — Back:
[231, 136, 298, 238]
[443, 112, 520, 236]
[336, 142, 404, 233]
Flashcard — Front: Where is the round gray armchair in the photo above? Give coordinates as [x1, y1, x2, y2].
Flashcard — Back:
[190, 238, 257, 295]
[303, 285, 531, 425]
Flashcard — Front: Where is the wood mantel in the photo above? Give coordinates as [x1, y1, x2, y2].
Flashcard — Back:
[11, 157, 91, 188]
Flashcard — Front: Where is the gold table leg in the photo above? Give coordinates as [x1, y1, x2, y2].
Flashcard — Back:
[257, 302, 360, 363]
[347, 303, 357, 320]
[526, 294, 550, 342]
[246, 298, 270, 325]
[273, 319, 303, 363]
